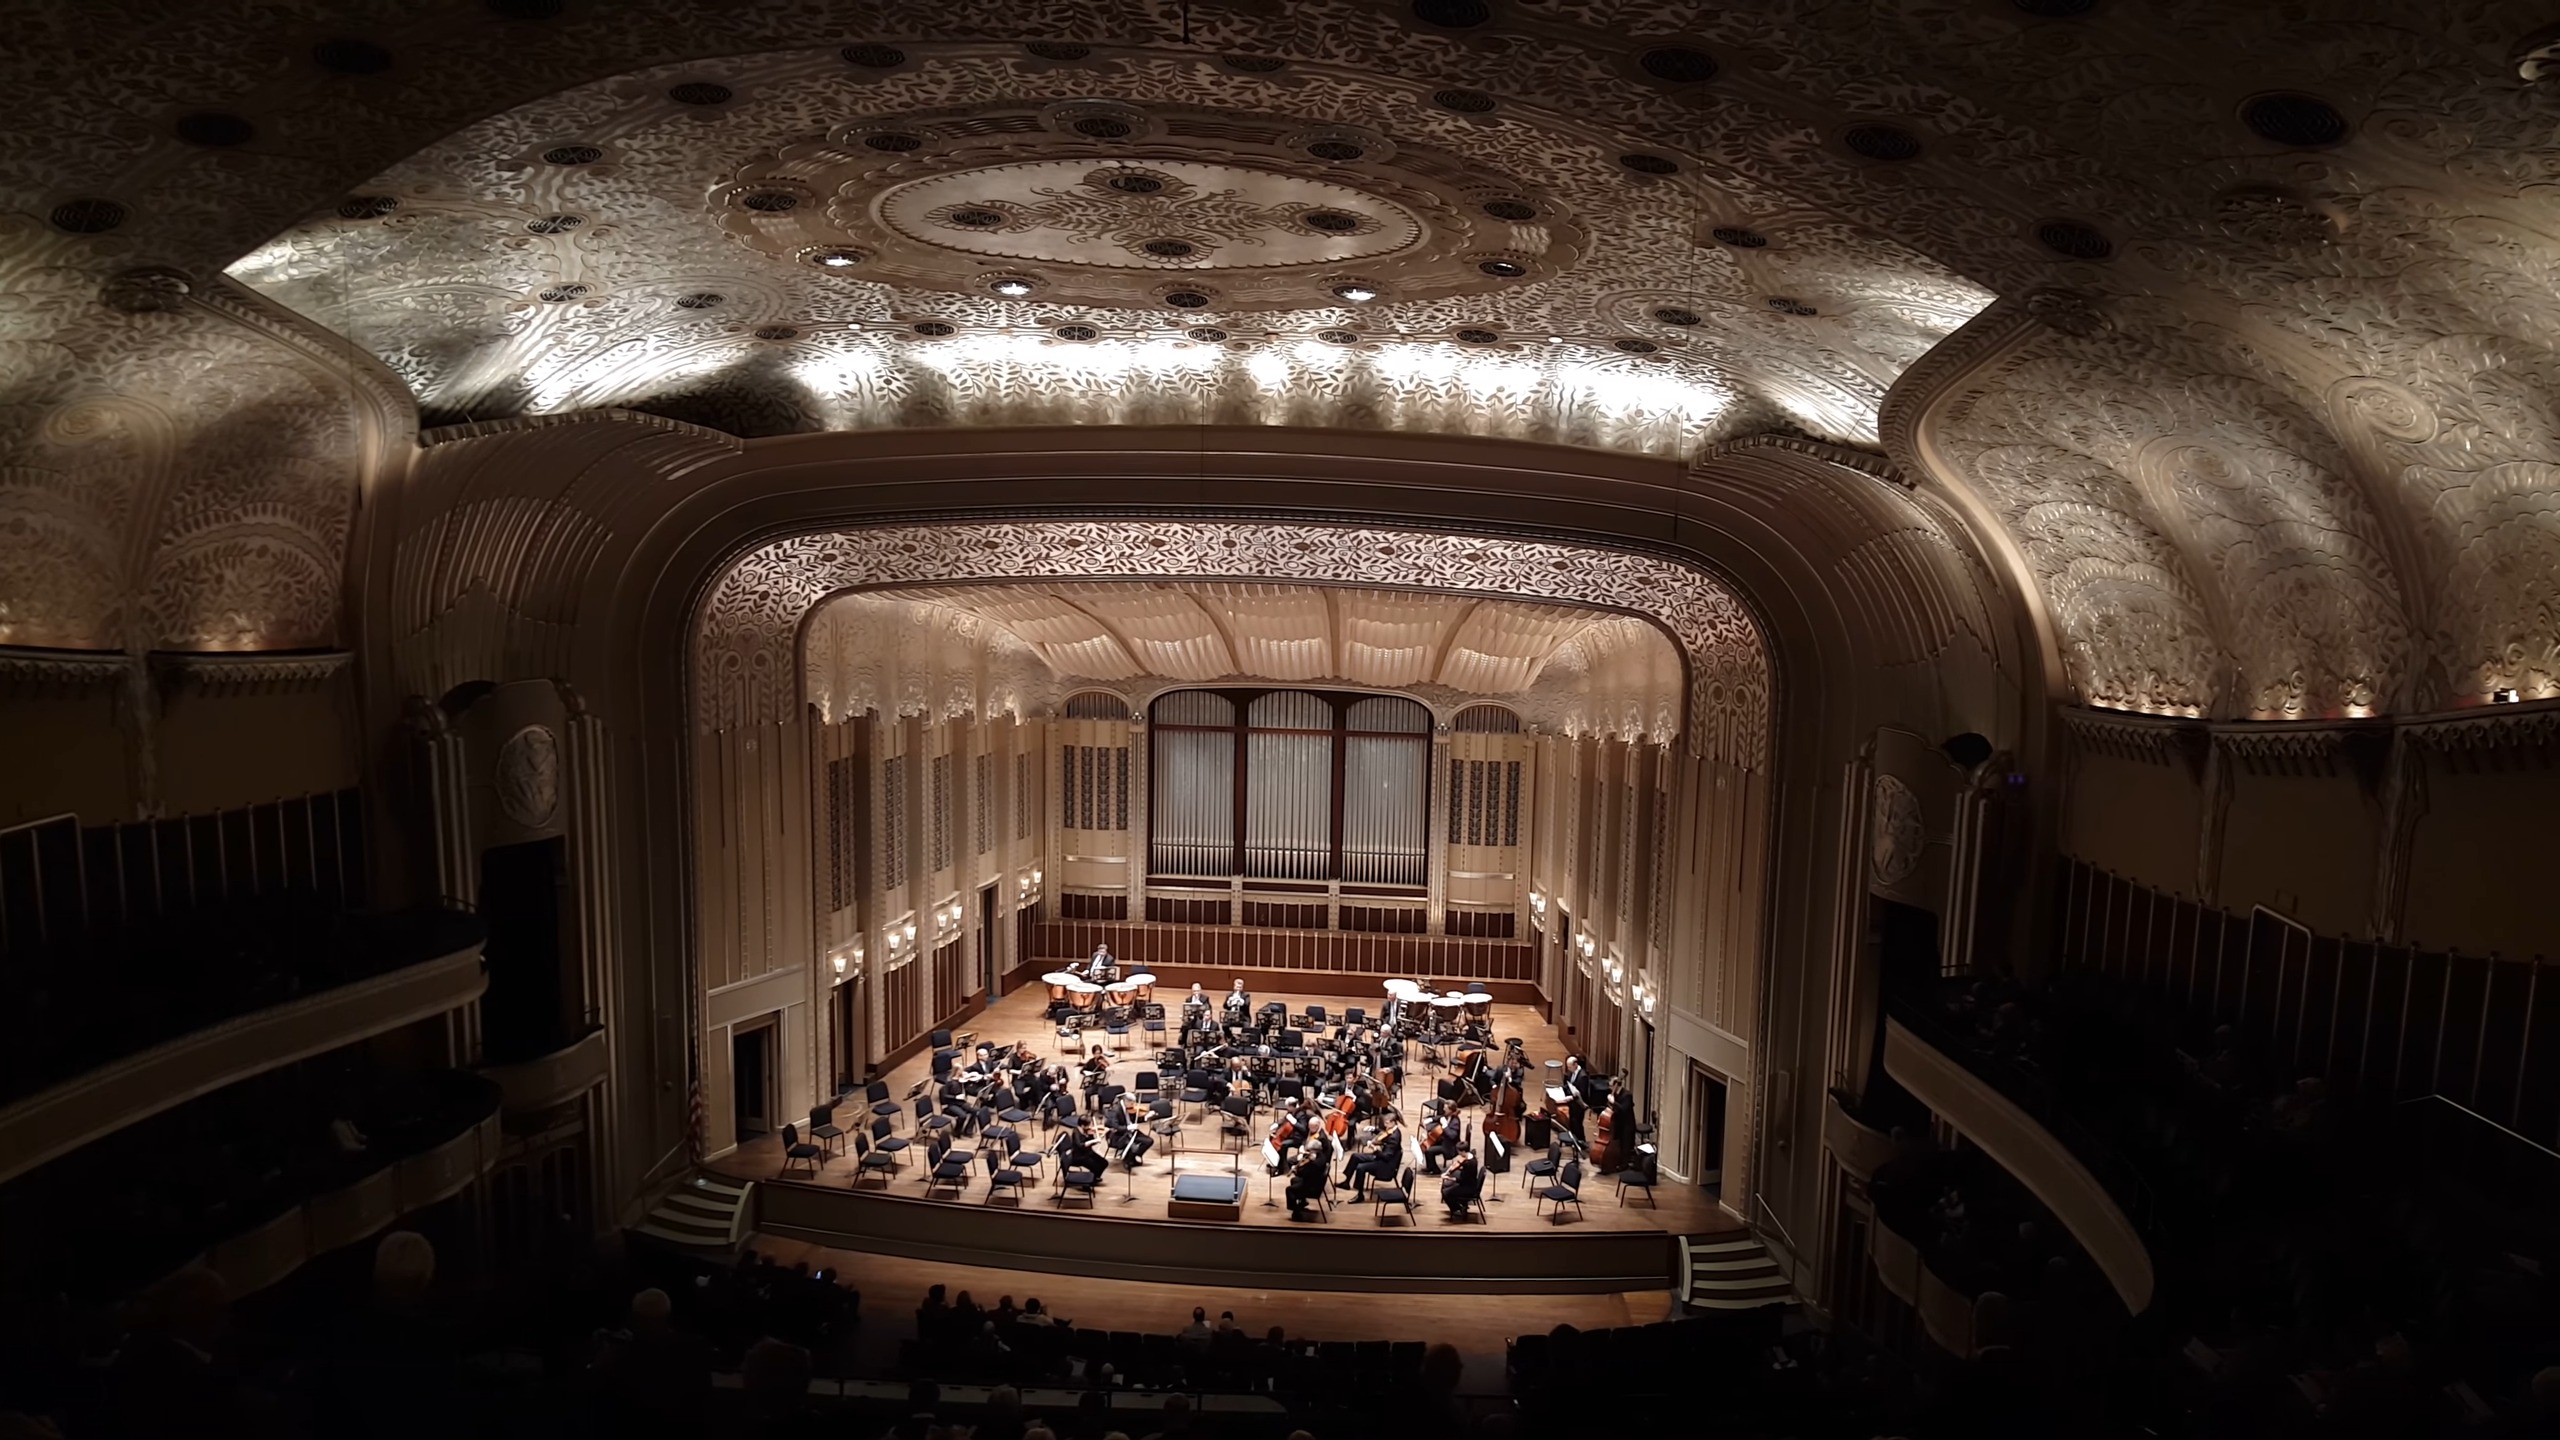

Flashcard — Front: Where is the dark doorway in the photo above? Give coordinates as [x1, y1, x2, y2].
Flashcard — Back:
[978, 883, 1000, 997]
[830, 979, 859, 1095]
[1691, 1064, 1729, 1196]
[478, 837, 576, 1063]
[731, 1020, 775, 1141]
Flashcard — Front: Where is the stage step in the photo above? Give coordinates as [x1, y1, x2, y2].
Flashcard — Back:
[1676, 1234, 1792, 1312]
[633, 1172, 754, 1253]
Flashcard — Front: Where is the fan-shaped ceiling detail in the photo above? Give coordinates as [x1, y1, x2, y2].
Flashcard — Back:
[805, 581, 1688, 743]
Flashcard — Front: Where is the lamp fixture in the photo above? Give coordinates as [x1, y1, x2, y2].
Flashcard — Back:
[989, 277, 1036, 297]
[2494, 687, 2522, 703]
[832, 952, 847, 975]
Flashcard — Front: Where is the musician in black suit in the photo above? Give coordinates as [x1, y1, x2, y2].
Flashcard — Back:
[1439, 1150, 1484, 1218]
[1054, 1118, 1106, 1177]
[1344, 1118, 1403, 1199]
[1104, 1096, 1153, 1168]
[1285, 1145, 1329, 1219]
[1420, 1111, 1467, 1176]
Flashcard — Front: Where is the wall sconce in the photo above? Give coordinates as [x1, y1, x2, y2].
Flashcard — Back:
[832, 951, 847, 976]
[1528, 890, 1546, 914]
[904, 922, 918, 941]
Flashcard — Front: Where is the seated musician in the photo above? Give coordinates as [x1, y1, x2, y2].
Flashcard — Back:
[1285, 1144, 1329, 1218]
[1439, 1149, 1484, 1218]
[1421, 1111, 1467, 1176]
[1345, 1116, 1404, 1199]
[1224, 978, 1250, 1020]
[1084, 943, 1119, 983]
[1080, 1045, 1112, 1086]
[1054, 1118, 1107, 1177]
[1105, 1096, 1153, 1168]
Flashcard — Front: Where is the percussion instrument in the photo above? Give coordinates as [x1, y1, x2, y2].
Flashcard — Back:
[1127, 972, 1157, 1004]
[1430, 993, 1467, 1013]
[1043, 971, 1077, 1002]
[1065, 977, 1103, 1011]
[1106, 979, 1141, 998]
[1463, 992, 1493, 1022]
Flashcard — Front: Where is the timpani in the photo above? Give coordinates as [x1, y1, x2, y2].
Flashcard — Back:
[1463, 992, 1493, 1024]
[1127, 972, 1157, 1005]
[1043, 971, 1077, 1004]
[1065, 977, 1103, 1012]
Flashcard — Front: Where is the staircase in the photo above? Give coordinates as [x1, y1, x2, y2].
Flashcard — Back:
[634, 1172, 753, 1253]
[1676, 1233, 1793, 1312]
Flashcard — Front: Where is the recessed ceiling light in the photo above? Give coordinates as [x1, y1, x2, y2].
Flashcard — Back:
[990, 278, 1036, 296]
[817, 252, 858, 268]
[1333, 284, 1379, 302]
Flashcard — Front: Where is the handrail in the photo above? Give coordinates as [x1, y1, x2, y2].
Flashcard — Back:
[1751, 1191, 1800, 1261]
[2395, 1092, 2560, 1162]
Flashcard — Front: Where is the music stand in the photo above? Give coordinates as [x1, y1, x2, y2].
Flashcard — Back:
[1260, 1140, 1283, 1207]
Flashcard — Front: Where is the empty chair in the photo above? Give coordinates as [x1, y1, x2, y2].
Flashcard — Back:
[930, 1027, 952, 1049]
[1105, 1014, 1133, 1051]
[1465, 982, 1488, 995]
[1133, 1070, 1161, 1104]
[807, 1102, 845, 1155]
[1371, 1163, 1417, 1225]
[1179, 1070, 1210, 1120]
[867, 1117, 910, 1169]
[979, 1106, 1019, 1153]
[780, 1122, 824, 1177]
[1616, 1165, 1658, 1207]
[866, 1079, 902, 1129]
[1523, 1138, 1563, 1194]
[1219, 1094, 1254, 1148]
[982, 1148, 1027, 1204]
[1343, 1007, 1366, 1026]
[916, 1096, 953, 1138]
[927, 1138, 973, 1198]
[1537, 1158, 1584, 1221]
[855, 1131, 899, 1186]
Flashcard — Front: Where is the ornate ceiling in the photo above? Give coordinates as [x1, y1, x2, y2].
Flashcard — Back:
[4, 0, 2559, 722]
[224, 41, 1992, 451]
[803, 581, 1686, 740]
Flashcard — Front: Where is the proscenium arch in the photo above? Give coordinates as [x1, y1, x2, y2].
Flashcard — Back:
[692, 519, 1771, 766]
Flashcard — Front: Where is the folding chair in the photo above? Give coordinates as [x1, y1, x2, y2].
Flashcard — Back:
[779, 1122, 824, 1177]
[1536, 1158, 1585, 1221]
[982, 1148, 1027, 1204]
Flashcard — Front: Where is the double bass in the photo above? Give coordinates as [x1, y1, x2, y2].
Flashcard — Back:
[1489, 1061, 1525, 1145]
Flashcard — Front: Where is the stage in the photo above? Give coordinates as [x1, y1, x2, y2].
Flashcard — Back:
[714, 981, 1744, 1294]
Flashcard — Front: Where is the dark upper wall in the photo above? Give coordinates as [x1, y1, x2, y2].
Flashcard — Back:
[0, 660, 360, 827]
[2058, 705, 2559, 961]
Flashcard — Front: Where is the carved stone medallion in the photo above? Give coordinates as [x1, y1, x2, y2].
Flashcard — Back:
[495, 724, 562, 828]
[1870, 772, 1924, 888]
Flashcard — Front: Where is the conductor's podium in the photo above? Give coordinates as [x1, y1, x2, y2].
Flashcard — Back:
[1168, 1172, 1247, 1222]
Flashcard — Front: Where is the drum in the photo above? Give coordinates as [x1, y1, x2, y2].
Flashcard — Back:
[1430, 994, 1467, 1017]
[1066, 978, 1102, 1011]
[1106, 980, 1140, 1001]
[1127, 972, 1157, 1005]
[1463, 993, 1493, 1023]
[1043, 971, 1076, 1003]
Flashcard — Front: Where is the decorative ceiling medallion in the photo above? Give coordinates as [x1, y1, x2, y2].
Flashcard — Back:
[722, 100, 1575, 312]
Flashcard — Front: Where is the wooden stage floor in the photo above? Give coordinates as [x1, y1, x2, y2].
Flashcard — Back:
[717, 981, 1738, 1242]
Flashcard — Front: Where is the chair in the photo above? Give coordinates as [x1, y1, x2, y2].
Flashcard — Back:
[780, 1122, 824, 1177]
[1105, 1013, 1133, 1051]
[1219, 1094, 1254, 1149]
[1536, 1158, 1584, 1221]
[1616, 1167, 1658, 1207]
[1056, 1024, 1081, 1056]
[916, 1097, 953, 1139]
[1007, 1142, 1046, 1186]
[982, 1148, 1027, 1204]
[1179, 1070, 1210, 1120]
[866, 1118, 910, 1171]
[1143, 1013, 1168, 1044]
[1055, 1163, 1102, 1209]
[1133, 1070, 1161, 1105]
[866, 1079, 902, 1129]
[1523, 1138, 1562, 1194]
[927, 1138, 974, 1198]
[808, 1102, 846, 1155]
[930, 1027, 953, 1050]
[979, 1106, 1020, 1153]
[1343, 1007, 1365, 1026]
[1304, 1004, 1327, 1029]
[855, 1130, 899, 1186]
[1372, 1163, 1417, 1225]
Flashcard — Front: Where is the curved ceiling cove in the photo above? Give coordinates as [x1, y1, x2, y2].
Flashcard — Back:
[697, 520, 1766, 765]
[803, 581, 1686, 740]
[226, 41, 1991, 453]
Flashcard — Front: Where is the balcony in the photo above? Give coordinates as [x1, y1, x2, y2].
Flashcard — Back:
[1880, 1014, 2155, 1314]
[0, 912, 486, 1185]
